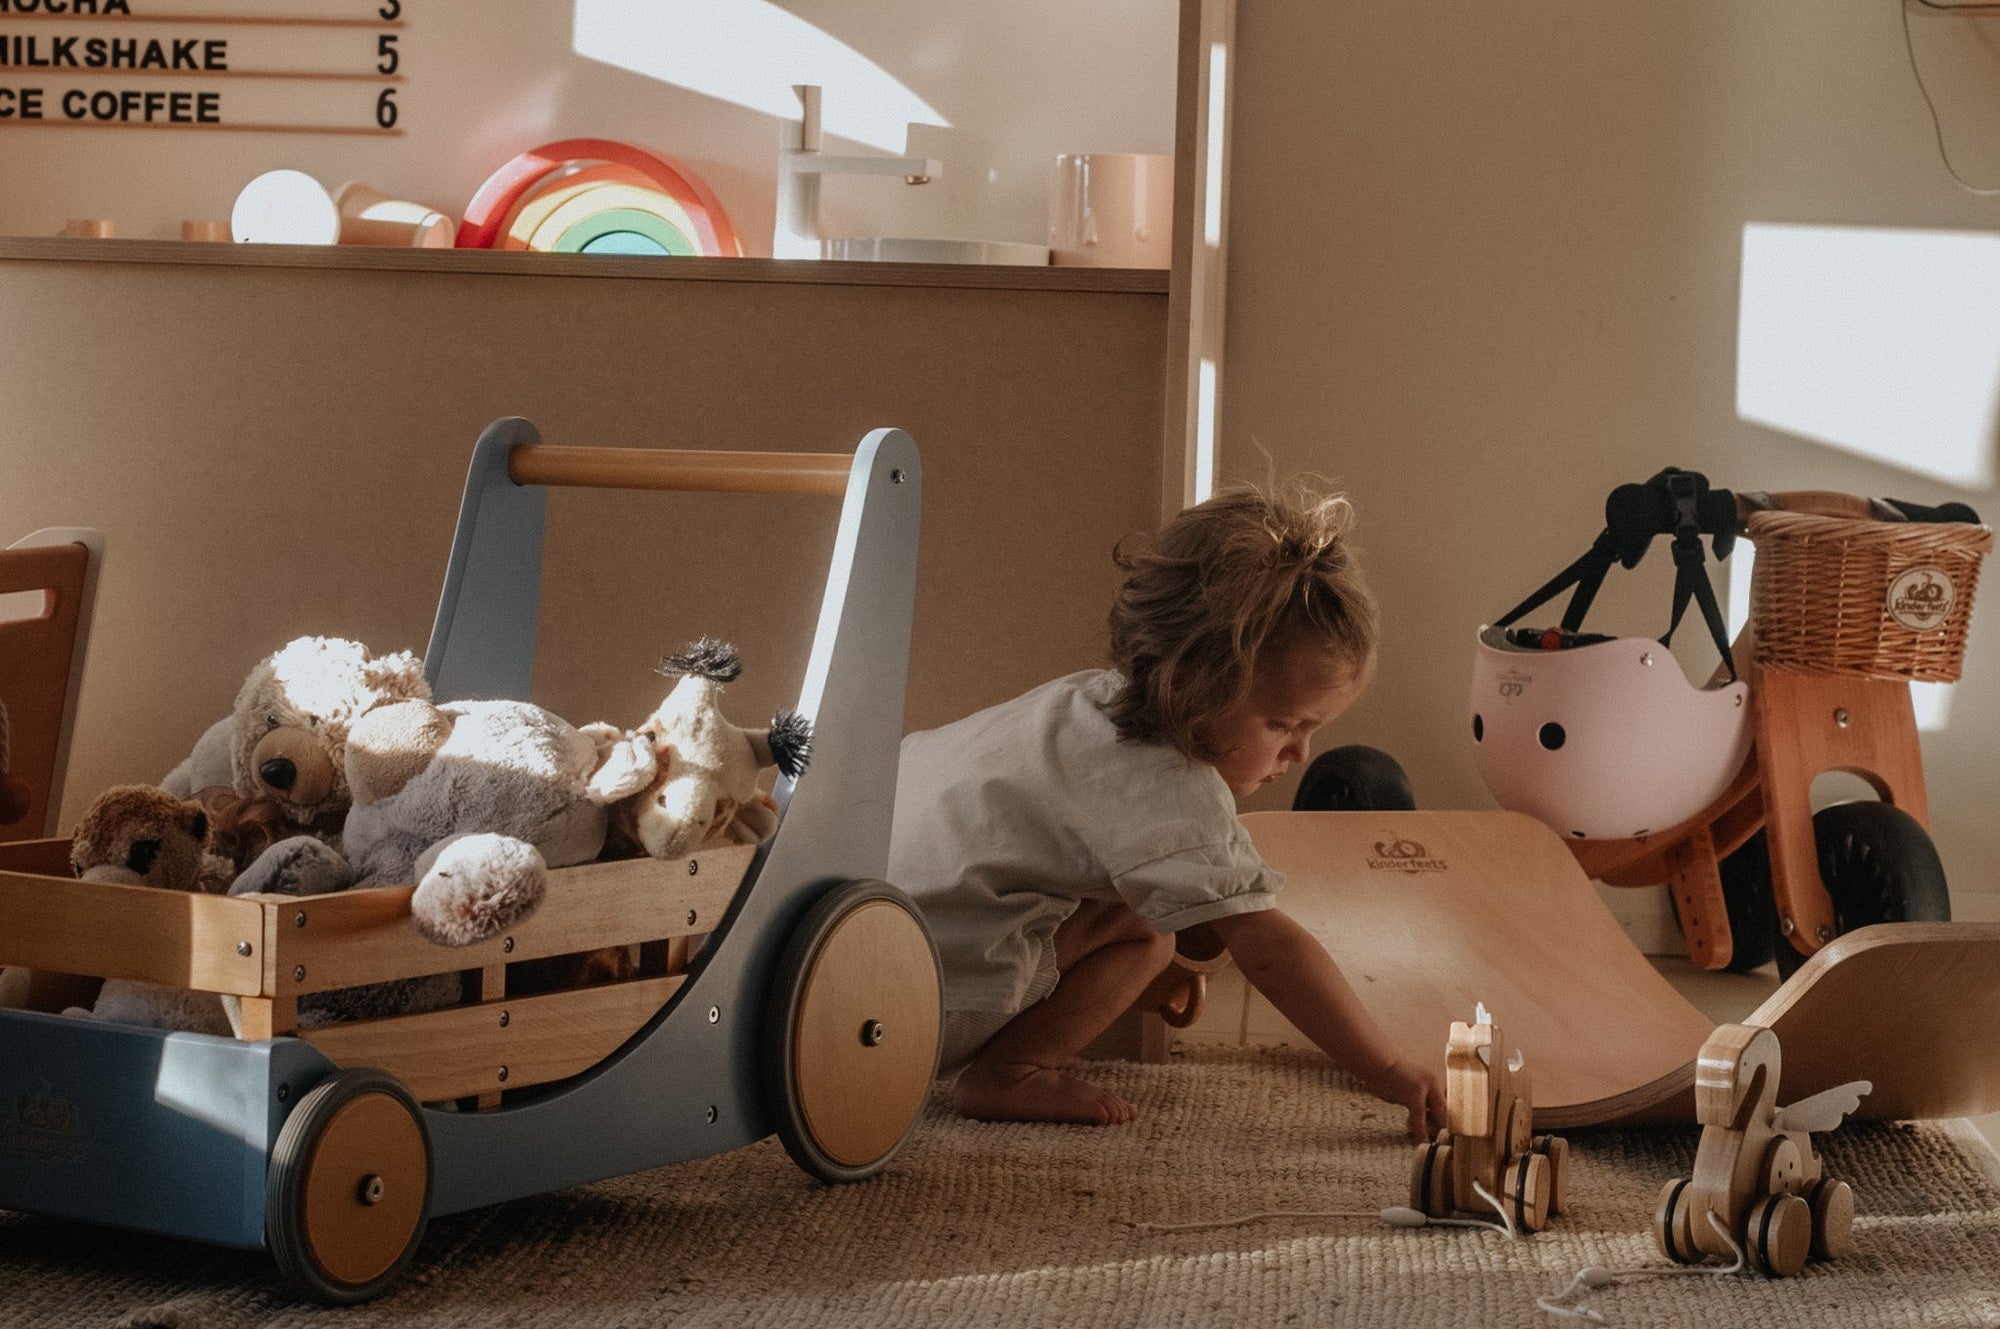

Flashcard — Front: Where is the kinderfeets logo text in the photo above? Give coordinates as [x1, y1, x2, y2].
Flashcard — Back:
[1886, 566, 1955, 632]
[1366, 835, 1449, 875]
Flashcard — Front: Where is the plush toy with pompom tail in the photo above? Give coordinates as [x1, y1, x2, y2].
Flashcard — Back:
[603, 639, 812, 861]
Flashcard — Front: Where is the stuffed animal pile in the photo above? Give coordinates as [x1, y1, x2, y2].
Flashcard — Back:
[31, 634, 810, 1034]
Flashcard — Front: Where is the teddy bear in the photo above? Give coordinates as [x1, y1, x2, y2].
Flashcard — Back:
[60, 783, 237, 1035]
[604, 639, 812, 861]
[163, 636, 432, 840]
[54, 780, 461, 1032]
[234, 694, 659, 953]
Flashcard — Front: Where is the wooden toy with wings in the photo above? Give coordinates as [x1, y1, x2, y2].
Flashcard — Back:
[1654, 1022, 1870, 1276]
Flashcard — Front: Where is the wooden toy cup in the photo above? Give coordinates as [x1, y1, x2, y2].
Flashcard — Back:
[335, 181, 454, 249]
[1048, 152, 1172, 268]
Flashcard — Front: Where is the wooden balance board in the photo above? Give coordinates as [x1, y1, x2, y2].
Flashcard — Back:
[1245, 810, 2000, 1128]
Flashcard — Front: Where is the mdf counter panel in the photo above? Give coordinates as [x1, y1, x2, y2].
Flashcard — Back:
[0, 243, 1168, 823]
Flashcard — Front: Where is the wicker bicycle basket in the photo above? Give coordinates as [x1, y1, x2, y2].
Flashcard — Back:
[1746, 510, 1993, 682]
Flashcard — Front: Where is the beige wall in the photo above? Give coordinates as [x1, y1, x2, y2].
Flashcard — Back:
[0, 0, 1174, 254]
[0, 249, 1165, 828]
[1226, 1, 2000, 913]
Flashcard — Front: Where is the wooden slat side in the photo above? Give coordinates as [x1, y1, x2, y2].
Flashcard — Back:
[263, 845, 753, 996]
[0, 837, 75, 876]
[0, 868, 266, 994]
[298, 974, 684, 1102]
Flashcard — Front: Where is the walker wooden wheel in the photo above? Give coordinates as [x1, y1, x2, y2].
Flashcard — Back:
[764, 880, 942, 1184]
[1409, 1141, 1453, 1216]
[1654, 1177, 1696, 1263]
[1804, 1176, 1855, 1260]
[1531, 1134, 1570, 1216]
[1746, 1191, 1812, 1276]
[1503, 1149, 1553, 1232]
[265, 1068, 431, 1304]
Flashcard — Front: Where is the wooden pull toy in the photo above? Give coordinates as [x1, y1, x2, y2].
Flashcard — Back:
[1655, 1022, 1868, 1276]
[1409, 1003, 1568, 1232]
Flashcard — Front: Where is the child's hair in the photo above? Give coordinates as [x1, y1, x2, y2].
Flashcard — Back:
[1104, 481, 1377, 759]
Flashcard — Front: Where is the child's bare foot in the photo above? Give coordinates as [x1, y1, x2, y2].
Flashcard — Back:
[951, 1057, 1137, 1125]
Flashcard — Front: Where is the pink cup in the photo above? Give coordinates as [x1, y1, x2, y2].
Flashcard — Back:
[1048, 152, 1173, 268]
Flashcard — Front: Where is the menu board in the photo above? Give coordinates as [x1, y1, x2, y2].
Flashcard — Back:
[0, 0, 406, 134]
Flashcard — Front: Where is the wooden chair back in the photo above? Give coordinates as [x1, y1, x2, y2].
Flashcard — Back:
[0, 529, 103, 840]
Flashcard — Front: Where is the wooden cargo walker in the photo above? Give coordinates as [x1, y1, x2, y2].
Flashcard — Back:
[0, 418, 943, 1304]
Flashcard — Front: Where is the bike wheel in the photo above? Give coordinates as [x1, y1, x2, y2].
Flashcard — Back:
[1774, 800, 1951, 979]
[1710, 832, 1780, 973]
[1292, 745, 1416, 812]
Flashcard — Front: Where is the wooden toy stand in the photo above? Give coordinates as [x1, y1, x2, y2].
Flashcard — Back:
[1250, 810, 2000, 1128]
[0, 418, 940, 1304]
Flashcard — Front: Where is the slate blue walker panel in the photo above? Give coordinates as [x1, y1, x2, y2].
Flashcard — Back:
[0, 1007, 335, 1249]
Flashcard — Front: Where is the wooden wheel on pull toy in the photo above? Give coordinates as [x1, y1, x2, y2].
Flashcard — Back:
[1409, 1139, 1455, 1217]
[1502, 1148, 1553, 1233]
[265, 1068, 432, 1305]
[763, 880, 942, 1184]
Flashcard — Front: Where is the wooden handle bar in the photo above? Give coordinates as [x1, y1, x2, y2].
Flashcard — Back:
[507, 444, 851, 497]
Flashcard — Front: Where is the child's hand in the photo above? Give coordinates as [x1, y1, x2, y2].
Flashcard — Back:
[1361, 1058, 1447, 1142]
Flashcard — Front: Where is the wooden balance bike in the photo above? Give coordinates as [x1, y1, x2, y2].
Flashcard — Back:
[1304, 471, 1990, 977]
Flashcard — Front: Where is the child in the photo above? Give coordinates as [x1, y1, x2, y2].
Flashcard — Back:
[889, 483, 1447, 1142]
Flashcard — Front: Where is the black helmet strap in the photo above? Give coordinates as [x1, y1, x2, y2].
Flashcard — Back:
[1495, 467, 1740, 682]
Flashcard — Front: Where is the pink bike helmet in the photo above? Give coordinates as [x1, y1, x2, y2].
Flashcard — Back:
[1468, 468, 1751, 842]
[1469, 625, 1750, 841]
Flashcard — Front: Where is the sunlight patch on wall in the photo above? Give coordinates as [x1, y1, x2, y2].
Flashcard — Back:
[1738, 223, 2000, 488]
[1727, 542, 1954, 732]
[573, 0, 947, 153]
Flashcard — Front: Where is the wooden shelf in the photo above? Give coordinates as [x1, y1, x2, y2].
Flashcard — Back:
[0, 236, 1169, 294]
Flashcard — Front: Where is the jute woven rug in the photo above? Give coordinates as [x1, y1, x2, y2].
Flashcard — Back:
[6, 1047, 2000, 1328]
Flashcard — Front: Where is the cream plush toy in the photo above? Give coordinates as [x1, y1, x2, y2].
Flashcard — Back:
[163, 636, 432, 839]
[605, 640, 812, 861]
[235, 695, 658, 950]
[62, 784, 237, 1035]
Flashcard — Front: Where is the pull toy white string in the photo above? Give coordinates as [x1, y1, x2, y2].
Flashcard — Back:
[1125, 1178, 1517, 1240]
[1535, 1211, 1747, 1323]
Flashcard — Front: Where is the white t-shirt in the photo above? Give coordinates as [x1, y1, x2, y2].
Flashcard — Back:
[888, 670, 1282, 1015]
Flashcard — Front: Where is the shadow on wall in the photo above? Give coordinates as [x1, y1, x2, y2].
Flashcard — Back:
[1734, 220, 2000, 733]
[1738, 222, 1999, 489]
[571, 0, 947, 155]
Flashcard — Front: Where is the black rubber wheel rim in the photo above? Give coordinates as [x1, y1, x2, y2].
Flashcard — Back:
[1712, 831, 1780, 973]
[762, 880, 943, 1184]
[1292, 745, 1417, 812]
[1774, 800, 1952, 979]
[266, 1067, 431, 1305]
[1657, 1177, 1692, 1263]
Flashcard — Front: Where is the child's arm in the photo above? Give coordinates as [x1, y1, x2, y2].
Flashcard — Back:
[1205, 907, 1445, 1142]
